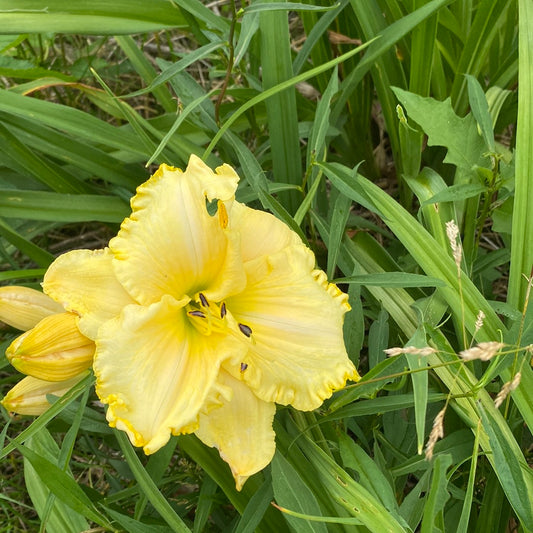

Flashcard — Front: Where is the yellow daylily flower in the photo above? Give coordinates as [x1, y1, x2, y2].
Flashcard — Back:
[1, 373, 89, 416]
[42, 155, 360, 489]
[0, 286, 64, 331]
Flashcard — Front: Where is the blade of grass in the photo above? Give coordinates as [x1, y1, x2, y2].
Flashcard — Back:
[114, 35, 176, 113]
[0, 190, 129, 222]
[0, 123, 89, 194]
[0, 0, 187, 34]
[450, 0, 513, 115]
[259, 7, 302, 213]
[115, 431, 191, 533]
[332, 0, 452, 124]
[0, 373, 94, 460]
[507, 0, 533, 312]
[0, 218, 54, 267]
[202, 39, 375, 158]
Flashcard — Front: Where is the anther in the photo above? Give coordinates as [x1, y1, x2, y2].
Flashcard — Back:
[240, 362, 248, 373]
[188, 310, 206, 318]
[220, 302, 227, 318]
[199, 293, 208, 307]
[238, 323, 252, 337]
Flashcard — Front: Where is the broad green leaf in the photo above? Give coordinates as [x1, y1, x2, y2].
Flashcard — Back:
[24, 430, 89, 533]
[271, 452, 328, 533]
[398, 469, 431, 530]
[420, 454, 452, 533]
[479, 403, 533, 529]
[368, 309, 389, 369]
[295, 435, 409, 533]
[422, 183, 487, 205]
[233, 475, 274, 533]
[338, 434, 399, 514]
[18, 442, 109, 528]
[465, 74, 496, 152]
[103, 508, 170, 533]
[392, 87, 489, 172]
[405, 327, 430, 455]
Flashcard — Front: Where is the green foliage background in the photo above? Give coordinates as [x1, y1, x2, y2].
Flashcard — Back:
[0, 0, 532, 531]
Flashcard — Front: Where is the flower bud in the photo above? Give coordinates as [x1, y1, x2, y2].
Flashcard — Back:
[1, 373, 88, 416]
[0, 286, 64, 331]
[6, 312, 95, 381]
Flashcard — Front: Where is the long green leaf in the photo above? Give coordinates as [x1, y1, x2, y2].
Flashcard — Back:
[508, 0, 533, 312]
[0, 0, 186, 34]
[0, 190, 129, 222]
[115, 431, 191, 533]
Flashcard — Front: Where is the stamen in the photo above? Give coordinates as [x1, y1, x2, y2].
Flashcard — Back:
[238, 323, 252, 337]
[240, 362, 248, 373]
[218, 200, 228, 229]
[199, 293, 208, 307]
[220, 302, 227, 318]
[188, 310, 206, 318]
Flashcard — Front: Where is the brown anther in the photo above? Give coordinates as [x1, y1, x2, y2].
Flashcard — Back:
[238, 323, 252, 337]
[240, 362, 248, 373]
[188, 310, 206, 318]
[220, 302, 227, 318]
[199, 293, 208, 307]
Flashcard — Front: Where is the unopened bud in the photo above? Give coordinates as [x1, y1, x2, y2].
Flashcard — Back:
[6, 312, 94, 381]
[0, 286, 64, 331]
[1, 373, 88, 416]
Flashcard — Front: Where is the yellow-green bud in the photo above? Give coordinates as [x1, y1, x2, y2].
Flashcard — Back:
[7, 312, 95, 381]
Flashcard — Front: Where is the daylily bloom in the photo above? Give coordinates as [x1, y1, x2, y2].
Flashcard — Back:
[0, 287, 95, 415]
[41, 155, 360, 489]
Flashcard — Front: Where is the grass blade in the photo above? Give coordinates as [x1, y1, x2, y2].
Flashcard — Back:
[507, 0, 533, 311]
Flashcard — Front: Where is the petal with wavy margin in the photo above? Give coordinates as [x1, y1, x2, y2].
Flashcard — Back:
[94, 295, 246, 454]
[110, 156, 245, 306]
[196, 369, 276, 491]
[225, 245, 359, 411]
[43, 248, 136, 340]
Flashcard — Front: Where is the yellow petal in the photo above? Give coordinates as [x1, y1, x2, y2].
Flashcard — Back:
[1, 373, 89, 416]
[6, 312, 94, 381]
[109, 156, 245, 307]
[196, 370, 276, 491]
[230, 202, 302, 263]
[0, 286, 64, 331]
[93, 295, 247, 455]
[43, 248, 136, 340]
[225, 245, 359, 411]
